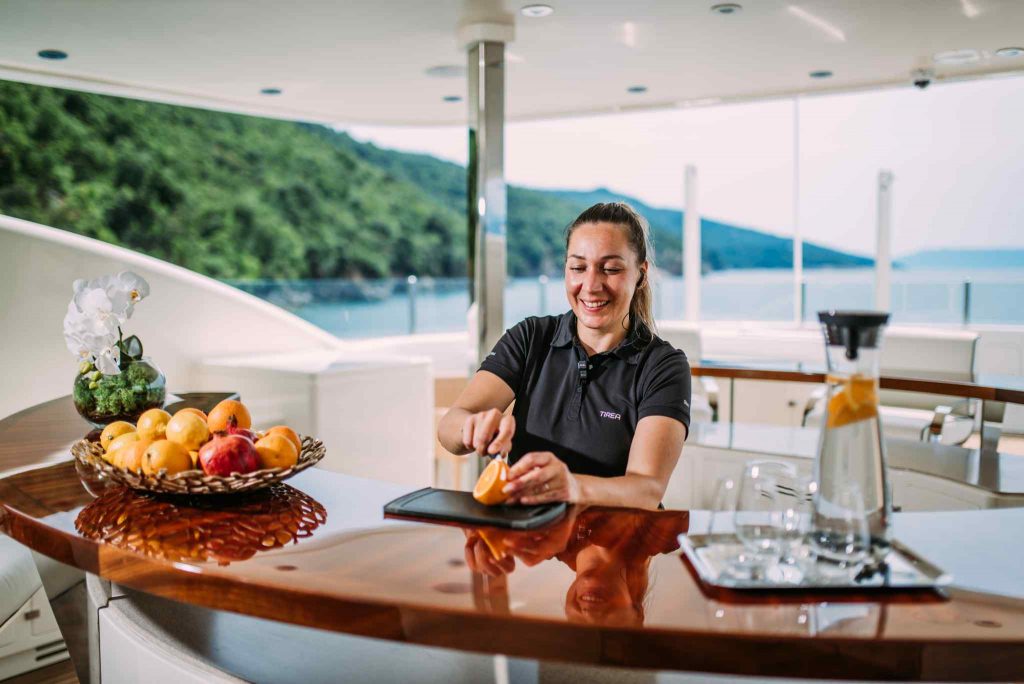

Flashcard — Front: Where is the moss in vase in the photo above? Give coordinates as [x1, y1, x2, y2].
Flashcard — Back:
[82, 363, 162, 417]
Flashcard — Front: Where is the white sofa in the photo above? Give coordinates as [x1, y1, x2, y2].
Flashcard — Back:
[0, 534, 76, 680]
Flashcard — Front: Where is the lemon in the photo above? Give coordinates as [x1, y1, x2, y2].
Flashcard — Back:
[165, 412, 211, 451]
[137, 408, 172, 441]
[100, 421, 135, 451]
[105, 431, 141, 464]
[142, 440, 193, 476]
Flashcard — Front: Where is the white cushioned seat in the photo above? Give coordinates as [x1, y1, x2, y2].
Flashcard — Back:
[658, 322, 716, 426]
[0, 534, 40, 624]
[804, 403, 974, 445]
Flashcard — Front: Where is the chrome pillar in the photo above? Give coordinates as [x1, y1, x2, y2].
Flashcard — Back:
[467, 41, 507, 369]
[874, 170, 894, 311]
[683, 164, 700, 321]
[792, 96, 803, 324]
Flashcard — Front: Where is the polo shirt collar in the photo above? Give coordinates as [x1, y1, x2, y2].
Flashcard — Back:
[550, 312, 576, 348]
[551, 311, 647, 364]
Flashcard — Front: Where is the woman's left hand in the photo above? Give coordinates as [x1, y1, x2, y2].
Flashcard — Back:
[503, 451, 581, 505]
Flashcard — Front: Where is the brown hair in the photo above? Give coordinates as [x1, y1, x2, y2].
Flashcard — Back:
[566, 202, 656, 340]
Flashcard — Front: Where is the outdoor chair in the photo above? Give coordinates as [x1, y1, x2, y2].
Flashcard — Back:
[658, 322, 717, 425]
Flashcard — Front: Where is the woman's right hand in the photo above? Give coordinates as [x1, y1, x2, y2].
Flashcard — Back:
[461, 409, 515, 457]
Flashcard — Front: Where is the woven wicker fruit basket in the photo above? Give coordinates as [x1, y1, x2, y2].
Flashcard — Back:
[71, 436, 325, 495]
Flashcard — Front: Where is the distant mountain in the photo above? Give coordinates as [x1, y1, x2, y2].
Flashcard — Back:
[335, 132, 874, 274]
[546, 188, 873, 273]
[897, 249, 1024, 270]
[0, 79, 871, 281]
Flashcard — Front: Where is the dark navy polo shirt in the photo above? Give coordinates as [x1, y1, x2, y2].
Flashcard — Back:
[478, 312, 691, 478]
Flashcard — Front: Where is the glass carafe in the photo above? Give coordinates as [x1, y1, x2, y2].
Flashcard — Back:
[812, 311, 891, 565]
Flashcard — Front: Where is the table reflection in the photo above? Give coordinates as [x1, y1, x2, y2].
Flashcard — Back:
[463, 507, 689, 626]
[75, 484, 327, 565]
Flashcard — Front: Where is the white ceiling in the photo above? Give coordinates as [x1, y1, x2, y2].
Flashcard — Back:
[0, 0, 1022, 125]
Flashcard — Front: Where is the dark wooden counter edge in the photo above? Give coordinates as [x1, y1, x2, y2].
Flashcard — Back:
[692, 366, 1024, 405]
[1, 494, 1022, 681]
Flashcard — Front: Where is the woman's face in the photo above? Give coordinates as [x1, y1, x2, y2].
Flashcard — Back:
[565, 222, 646, 336]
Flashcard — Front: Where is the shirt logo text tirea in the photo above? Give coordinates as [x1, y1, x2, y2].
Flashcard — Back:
[599, 410, 622, 421]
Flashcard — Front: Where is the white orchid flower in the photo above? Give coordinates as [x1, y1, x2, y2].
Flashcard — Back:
[75, 271, 150, 320]
[94, 344, 122, 375]
[63, 301, 113, 355]
[116, 272, 150, 306]
[66, 272, 151, 371]
[73, 287, 124, 335]
[63, 303, 92, 359]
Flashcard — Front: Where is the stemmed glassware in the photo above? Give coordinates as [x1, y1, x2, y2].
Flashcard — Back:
[699, 461, 875, 586]
[774, 472, 817, 582]
[731, 461, 795, 580]
[809, 481, 871, 582]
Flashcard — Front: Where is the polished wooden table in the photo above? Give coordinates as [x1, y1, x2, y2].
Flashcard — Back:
[2, 397, 1024, 681]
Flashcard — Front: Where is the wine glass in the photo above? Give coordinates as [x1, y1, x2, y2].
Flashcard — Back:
[775, 474, 817, 583]
[706, 476, 737, 539]
[810, 482, 870, 582]
[733, 461, 791, 579]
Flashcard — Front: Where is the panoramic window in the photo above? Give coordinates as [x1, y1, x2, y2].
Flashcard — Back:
[3, 75, 1022, 339]
[800, 75, 1024, 326]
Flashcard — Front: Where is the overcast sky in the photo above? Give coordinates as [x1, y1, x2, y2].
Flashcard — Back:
[345, 73, 1024, 258]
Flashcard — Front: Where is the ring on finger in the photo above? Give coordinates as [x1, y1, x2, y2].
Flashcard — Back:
[543, 482, 550, 492]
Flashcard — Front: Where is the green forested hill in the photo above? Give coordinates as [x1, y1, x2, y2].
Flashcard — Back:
[0, 80, 870, 280]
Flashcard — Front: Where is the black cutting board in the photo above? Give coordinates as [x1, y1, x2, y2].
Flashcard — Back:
[383, 487, 567, 530]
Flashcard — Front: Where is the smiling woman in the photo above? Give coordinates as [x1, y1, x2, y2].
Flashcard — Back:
[437, 202, 692, 510]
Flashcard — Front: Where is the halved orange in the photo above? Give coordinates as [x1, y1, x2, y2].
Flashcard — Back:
[473, 459, 511, 506]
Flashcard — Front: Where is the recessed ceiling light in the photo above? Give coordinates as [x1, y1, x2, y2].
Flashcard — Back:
[424, 65, 466, 79]
[627, 85, 648, 94]
[443, 95, 462, 103]
[711, 3, 742, 14]
[37, 49, 68, 60]
[520, 4, 554, 18]
[933, 49, 980, 65]
[260, 88, 282, 95]
[809, 70, 833, 79]
[996, 47, 1024, 58]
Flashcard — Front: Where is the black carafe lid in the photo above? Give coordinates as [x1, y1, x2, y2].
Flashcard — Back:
[818, 310, 890, 361]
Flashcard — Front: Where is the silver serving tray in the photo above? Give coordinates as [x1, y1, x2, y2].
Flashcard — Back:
[680, 533, 952, 591]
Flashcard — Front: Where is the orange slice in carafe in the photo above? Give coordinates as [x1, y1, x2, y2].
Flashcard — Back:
[826, 374, 879, 429]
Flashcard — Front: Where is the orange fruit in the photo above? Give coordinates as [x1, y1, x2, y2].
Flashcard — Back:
[119, 438, 154, 472]
[175, 407, 208, 422]
[826, 374, 879, 429]
[473, 459, 511, 506]
[165, 412, 211, 451]
[100, 421, 135, 451]
[105, 431, 141, 464]
[207, 400, 252, 433]
[266, 425, 301, 454]
[142, 440, 193, 476]
[137, 408, 172, 441]
[253, 434, 299, 470]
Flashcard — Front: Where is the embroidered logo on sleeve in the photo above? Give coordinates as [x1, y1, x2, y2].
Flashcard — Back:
[599, 410, 622, 421]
